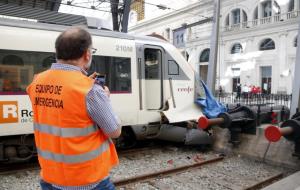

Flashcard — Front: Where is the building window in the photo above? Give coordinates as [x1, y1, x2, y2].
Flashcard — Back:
[226, 9, 248, 26]
[261, 66, 272, 94]
[173, 28, 186, 48]
[254, 0, 281, 19]
[225, 15, 229, 26]
[231, 43, 243, 54]
[254, 7, 258, 20]
[289, 0, 295, 11]
[232, 9, 240, 24]
[262, 0, 272, 17]
[232, 68, 241, 92]
[254, 1, 281, 19]
[294, 36, 298, 47]
[259, 38, 275, 50]
[243, 10, 248, 22]
[200, 48, 210, 62]
[274, 1, 281, 14]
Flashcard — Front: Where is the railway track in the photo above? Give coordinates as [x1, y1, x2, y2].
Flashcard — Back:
[243, 173, 284, 190]
[0, 146, 161, 176]
[0, 146, 289, 190]
[112, 152, 287, 190]
[113, 155, 225, 187]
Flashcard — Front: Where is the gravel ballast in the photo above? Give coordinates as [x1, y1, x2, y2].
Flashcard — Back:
[0, 145, 293, 190]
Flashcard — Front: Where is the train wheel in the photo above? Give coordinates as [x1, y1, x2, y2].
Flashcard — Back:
[115, 127, 136, 150]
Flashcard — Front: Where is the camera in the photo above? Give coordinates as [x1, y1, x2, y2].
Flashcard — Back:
[95, 74, 106, 87]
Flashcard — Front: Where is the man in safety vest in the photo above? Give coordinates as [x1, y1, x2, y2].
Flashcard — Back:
[27, 27, 121, 190]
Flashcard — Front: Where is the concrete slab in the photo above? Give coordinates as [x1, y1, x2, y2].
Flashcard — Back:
[212, 125, 300, 169]
[262, 171, 300, 190]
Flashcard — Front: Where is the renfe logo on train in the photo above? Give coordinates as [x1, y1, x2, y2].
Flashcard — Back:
[0, 101, 33, 124]
[0, 101, 18, 123]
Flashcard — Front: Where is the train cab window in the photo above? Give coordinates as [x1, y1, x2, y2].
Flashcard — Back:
[168, 60, 179, 75]
[0, 49, 55, 94]
[89, 56, 131, 93]
[144, 48, 162, 79]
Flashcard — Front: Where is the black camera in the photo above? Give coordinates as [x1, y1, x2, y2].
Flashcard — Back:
[95, 74, 106, 87]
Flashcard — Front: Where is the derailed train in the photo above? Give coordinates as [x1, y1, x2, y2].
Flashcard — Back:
[0, 17, 212, 163]
[0, 17, 292, 163]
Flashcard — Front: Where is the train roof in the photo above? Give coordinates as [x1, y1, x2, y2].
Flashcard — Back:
[0, 17, 164, 43]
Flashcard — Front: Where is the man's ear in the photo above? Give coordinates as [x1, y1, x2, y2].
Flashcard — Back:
[83, 49, 90, 61]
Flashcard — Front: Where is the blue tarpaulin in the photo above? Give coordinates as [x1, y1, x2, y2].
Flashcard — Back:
[195, 80, 227, 118]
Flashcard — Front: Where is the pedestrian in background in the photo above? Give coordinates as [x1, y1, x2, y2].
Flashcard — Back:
[27, 27, 121, 190]
[242, 84, 248, 98]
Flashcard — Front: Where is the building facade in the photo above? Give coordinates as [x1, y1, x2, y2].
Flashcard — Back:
[129, 0, 299, 94]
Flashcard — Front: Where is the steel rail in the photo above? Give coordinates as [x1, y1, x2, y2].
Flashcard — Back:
[113, 155, 224, 187]
[243, 173, 284, 190]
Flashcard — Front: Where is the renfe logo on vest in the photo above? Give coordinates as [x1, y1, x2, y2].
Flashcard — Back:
[0, 101, 18, 123]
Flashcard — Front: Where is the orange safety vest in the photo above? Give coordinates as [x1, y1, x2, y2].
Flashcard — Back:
[27, 69, 119, 186]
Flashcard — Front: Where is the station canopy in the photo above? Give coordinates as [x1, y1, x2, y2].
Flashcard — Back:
[0, 0, 61, 11]
[0, 0, 88, 26]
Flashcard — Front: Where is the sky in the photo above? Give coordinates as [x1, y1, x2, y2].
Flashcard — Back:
[58, 0, 199, 28]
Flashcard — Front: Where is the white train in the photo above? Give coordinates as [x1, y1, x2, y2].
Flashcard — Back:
[0, 17, 210, 162]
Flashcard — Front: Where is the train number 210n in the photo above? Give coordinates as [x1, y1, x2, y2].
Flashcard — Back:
[116, 45, 133, 52]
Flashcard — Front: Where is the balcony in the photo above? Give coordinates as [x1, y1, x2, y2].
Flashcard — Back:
[224, 10, 300, 32]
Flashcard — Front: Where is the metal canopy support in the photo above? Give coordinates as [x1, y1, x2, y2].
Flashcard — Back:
[111, 0, 120, 31]
[121, 0, 131, 33]
[291, 21, 300, 116]
[207, 0, 220, 94]
[111, 0, 131, 32]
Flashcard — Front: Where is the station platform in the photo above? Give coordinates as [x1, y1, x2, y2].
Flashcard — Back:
[262, 171, 300, 190]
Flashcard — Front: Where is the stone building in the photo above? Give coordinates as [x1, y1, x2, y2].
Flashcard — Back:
[129, 0, 299, 94]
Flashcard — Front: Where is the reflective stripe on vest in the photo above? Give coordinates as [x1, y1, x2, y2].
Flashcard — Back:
[37, 139, 111, 164]
[34, 123, 99, 137]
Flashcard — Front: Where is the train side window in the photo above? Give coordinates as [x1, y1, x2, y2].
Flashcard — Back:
[89, 56, 131, 93]
[0, 49, 54, 94]
[168, 60, 179, 75]
[144, 48, 162, 79]
[42, 56, 56, 68]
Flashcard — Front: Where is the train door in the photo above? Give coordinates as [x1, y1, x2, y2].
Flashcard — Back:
[143, 47, 163, 110]
[135, 44, 165, 124]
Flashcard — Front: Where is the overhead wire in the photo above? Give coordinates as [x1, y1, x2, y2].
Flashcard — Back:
[143, 1, 210, 19]
[58, 0, 211, 19]
[43, 0, 112, 12]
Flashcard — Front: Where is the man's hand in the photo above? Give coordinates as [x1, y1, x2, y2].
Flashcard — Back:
[89, 72, 99, 79]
